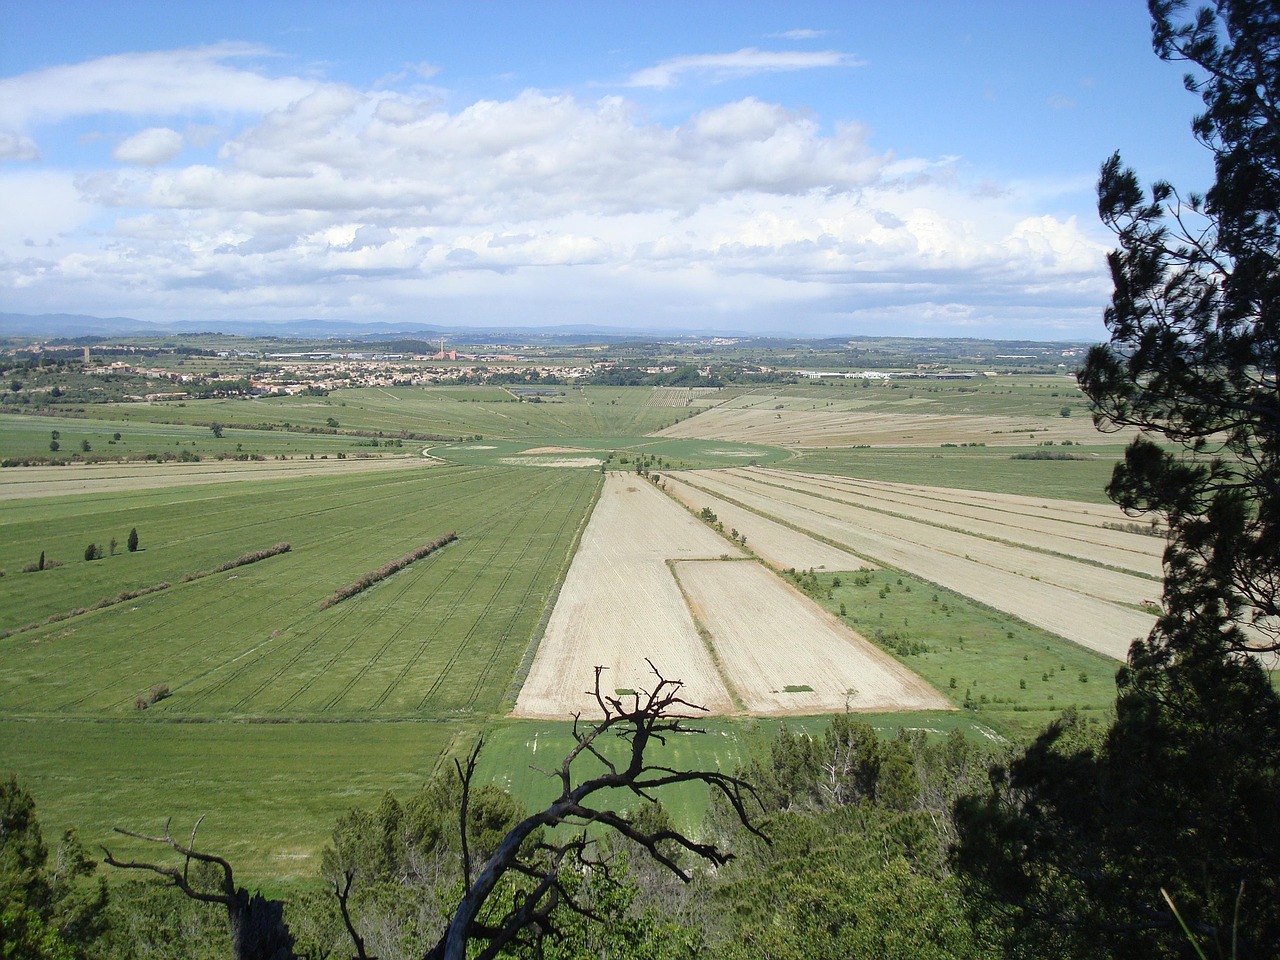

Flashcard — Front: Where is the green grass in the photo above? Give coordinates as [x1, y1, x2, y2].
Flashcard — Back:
[62, 384, 695, 441]
[802, 568, 1120, 740]
[0, 718, 457, 880]
[0, 465, 598, 718]
[0, 410, 416, 460]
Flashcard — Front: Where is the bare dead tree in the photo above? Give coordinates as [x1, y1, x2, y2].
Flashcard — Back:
[424, 661, 766, 960]
[100, 664, 763, 960]
[102, 816, 296, 960]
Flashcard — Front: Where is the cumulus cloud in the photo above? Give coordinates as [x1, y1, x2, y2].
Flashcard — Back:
[113, 127, 185, 165]
[628, 48, 860, 89]
[0, 45, 1111, 335]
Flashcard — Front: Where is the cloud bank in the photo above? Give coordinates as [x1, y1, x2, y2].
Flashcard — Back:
[0, 44, 1109, 336]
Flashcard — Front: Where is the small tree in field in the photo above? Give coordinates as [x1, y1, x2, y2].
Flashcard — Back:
[127, 528, 139, 553]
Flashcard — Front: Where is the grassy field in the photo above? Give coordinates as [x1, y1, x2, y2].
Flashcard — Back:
[0, 375, 1161, 884]
[812, 569, 1120, 740]
[0, 719, 453, 879]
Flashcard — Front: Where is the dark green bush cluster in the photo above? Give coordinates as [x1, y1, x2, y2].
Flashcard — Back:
[320, 533, 457, 609]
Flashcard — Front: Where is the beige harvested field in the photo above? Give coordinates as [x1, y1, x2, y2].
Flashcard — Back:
[656, 408, 1137, 448]
[0, 455, 425, 501]
[676, 469, 1158, 660]
[753, 469, 1164, 578]
[521, 446, 589, 454]
[675, 560, 952, 715]
[662, 473, 875, 573]
[514, 471, 944, 718]
[513, 473, 742, 718]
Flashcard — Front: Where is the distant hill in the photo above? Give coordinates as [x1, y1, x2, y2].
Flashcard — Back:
[0, 313, 730, 342]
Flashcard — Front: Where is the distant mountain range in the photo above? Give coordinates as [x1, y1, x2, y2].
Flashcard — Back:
[0, 313, 741, 342]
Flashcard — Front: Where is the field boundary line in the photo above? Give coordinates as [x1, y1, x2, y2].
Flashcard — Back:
[723, 469, 1162, 586]
[503, 472, 606, 710]
[667, 559, 748, 713]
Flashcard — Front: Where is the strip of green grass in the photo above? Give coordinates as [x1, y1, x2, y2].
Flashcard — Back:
[794, 568, 1119, 740]
[0, 718, 458, 881]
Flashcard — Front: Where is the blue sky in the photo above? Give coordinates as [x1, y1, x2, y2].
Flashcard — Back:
[0, 2, 1212, 339]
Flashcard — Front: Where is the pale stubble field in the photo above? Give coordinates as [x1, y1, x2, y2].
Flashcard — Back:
[514, 471, 950, 718]
[672, 468, 1160, 660]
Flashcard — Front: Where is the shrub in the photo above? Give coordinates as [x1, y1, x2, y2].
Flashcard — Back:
[84, 543, 101, 562]
[320, 533, 457, 609]
[127, 527, 139, 552]
[134, 684, 170, 710]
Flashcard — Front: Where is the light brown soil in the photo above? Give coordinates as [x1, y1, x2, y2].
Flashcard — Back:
[656, 408, 1138, 448]
[677, 469, 1156, 660]
[675, 560, 951, 715]
[512, 473, 742, 719]
[750, 468, 1165, 579]
[662, 473, 875, 572]
[0, 456, 425, 500]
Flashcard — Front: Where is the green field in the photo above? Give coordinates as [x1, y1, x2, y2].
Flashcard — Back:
[0, 374, 1154, 884]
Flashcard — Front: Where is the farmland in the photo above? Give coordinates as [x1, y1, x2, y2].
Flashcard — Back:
[0, 354, 1176, 881]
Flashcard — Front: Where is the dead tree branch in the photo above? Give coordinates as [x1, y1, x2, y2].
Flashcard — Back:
[422, 661, 766, 960]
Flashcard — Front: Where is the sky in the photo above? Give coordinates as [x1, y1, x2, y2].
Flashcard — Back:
[0, 2, 1216, 340]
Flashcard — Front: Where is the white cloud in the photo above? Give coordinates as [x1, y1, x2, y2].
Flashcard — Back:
[628, 48, 860, 89]
[113, 127, 185, 165]
[0, 46, 1111, 336]
[772, 29, 828, 40]
[0, 131, 39, 160]
[0, 43, 313, 130]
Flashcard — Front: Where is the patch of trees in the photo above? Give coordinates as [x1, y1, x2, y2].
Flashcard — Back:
[1008, 450, 1088, 460]
[585, 365, 723, 387]
[319, 533, 457, 609]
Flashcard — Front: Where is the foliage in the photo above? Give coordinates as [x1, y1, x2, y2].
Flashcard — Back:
[0, 776, 108, 960]
[958, 4, 1280, 958]
[1080, 0, 1279, 657]
[318, 532, 456, 609]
